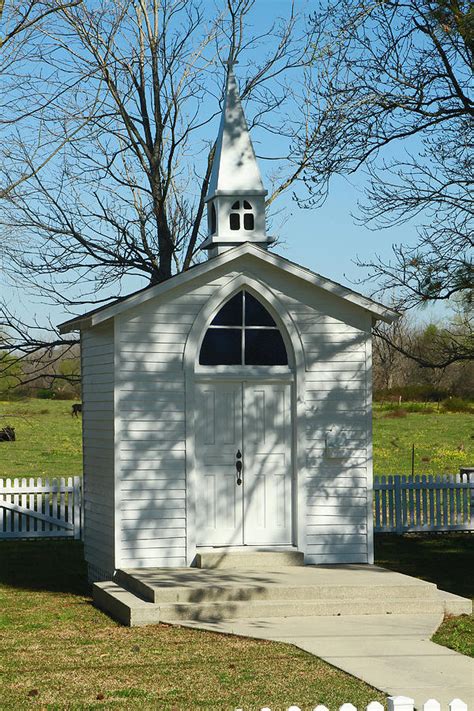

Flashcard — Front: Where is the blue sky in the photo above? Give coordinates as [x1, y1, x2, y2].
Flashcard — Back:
[0, 0, 448, 331]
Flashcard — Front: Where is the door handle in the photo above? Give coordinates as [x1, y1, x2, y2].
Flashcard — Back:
[236, 450, 242, 485]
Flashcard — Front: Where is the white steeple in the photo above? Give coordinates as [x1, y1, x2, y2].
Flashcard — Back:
[201, 63, 272, 257]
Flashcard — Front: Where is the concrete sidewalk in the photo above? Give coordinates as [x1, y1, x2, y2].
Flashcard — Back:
[180, 613, 474, 708]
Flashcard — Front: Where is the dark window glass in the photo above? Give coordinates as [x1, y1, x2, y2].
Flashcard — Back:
[243, 200, 252, 209]
[210, 203, 216, 234]
[230, 213, 240, 230]
[245, 329, 288, 365]
[245, 292, 276, 326]
[243, 213, 254, 230]
[199, 329, 241, 365]
[231, 201, 240, 210]
[211, 292, 243, 326]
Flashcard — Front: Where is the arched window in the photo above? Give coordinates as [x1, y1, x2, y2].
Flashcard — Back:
[229, 201, 254, 232]
[199, 291, 288, 366]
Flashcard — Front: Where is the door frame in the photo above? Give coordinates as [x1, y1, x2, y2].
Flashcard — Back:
[184, 274, 307, 565]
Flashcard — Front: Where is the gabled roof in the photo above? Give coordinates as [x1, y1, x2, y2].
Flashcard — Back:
[206, 66, 266, 199]
[58, 243, 399, 333]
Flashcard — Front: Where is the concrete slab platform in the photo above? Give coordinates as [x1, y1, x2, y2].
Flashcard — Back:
[113, 565, 470, 619]
[178, 613, 474, 709]
[116, 564, 440, 602]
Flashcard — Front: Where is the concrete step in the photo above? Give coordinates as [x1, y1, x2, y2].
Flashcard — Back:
[114, 568, 439, 605]
[194, 550, 304, 569]
[156, 596, 468, 622]
[94, 579, 471, 627]
[93, 581, 160, 626]
[439, 589, 473, 616]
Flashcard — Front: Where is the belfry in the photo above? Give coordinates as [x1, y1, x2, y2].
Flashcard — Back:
[201, 64, 271, 257]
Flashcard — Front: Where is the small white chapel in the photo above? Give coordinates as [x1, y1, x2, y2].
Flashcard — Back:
[60, 65, 397, 583]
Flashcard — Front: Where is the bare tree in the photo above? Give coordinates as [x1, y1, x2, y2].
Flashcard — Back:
[301, 0, 473, 361]
[0, 0, 326, 387]
[2, 1, 320, 301]
[0, 0, 87, 198]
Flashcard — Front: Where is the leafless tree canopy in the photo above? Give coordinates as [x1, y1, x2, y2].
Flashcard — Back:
[1, 0, 320, 304]
[0, 0, 472, 384]
[303, 0, 472, 314]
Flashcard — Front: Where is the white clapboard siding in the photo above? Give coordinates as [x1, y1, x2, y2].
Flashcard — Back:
[0, 477, 81, 539]
[374, 475, 474, 533]
[116, 276, 236, 569]
[264, 277, 372, 566]
[81, 325, 115, 578]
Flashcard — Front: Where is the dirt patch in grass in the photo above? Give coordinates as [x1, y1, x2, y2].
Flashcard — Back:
[0, 541, 385, 710]
[383, 409, 408, 418]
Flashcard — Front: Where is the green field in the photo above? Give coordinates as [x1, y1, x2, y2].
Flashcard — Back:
[0, 399, 82, 479]
[0, 399, 473, 478]
[373, 405, 474, 475]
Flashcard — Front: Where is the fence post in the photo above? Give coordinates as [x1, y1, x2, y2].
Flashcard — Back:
[388, 697, 414, 711]
[449, 700, 467, 711]
[367, 703, 384, 711]
[423, 700, 441, 711]
[469, 482, 474, 531]
[73, 476, 82, 540]
[394, 476, 403, 534]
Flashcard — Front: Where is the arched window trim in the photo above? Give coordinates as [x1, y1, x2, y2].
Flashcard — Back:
[198, 290, 289, 367]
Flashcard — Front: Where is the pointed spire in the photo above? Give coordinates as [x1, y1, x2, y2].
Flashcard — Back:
[201, 62, 271, 257]
[206, 64, 267, 199]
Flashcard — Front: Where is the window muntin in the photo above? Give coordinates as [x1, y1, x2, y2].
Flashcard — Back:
[199, 291, 288, 366]
[229, 200, 254, 232]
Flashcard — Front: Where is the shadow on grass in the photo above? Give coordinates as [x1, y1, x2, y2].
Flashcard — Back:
[375, 532, 474, 601]
[0, 540, 89, 595]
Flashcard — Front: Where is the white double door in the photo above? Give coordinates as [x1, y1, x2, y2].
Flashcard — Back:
[195, 380, 293, 546]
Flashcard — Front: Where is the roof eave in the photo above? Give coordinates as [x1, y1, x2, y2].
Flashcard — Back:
[58, 316, 93, 334]
[57, 243, 400, 332]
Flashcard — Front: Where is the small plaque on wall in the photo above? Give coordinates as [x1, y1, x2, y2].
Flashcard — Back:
[325, 432, 346, 459]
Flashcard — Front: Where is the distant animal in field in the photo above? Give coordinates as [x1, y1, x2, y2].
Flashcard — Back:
[0, 426, 15, 442]
[71, 403, 82, 417]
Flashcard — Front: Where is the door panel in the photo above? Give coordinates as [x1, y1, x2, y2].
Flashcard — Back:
[195, 380, 292, 546]
[195, 382, 243, 545]
[243, 383, 292, 545]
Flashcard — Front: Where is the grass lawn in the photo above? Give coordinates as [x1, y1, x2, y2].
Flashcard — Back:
[375, 533, 474, 657]
[372, 406, 473, 475]
[0, 399, 83, 478]
[1, 398, 473, 479]
[0, 541, 385, 710]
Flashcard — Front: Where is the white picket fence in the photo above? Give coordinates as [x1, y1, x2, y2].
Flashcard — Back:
[374, 475, 474, 533]
[235, 697, 468, 711]
[0, 477, 82, 539]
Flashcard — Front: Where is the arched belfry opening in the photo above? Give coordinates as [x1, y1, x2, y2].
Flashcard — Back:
[210, 203, 217, 234]
[199, 290, 288, 366]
